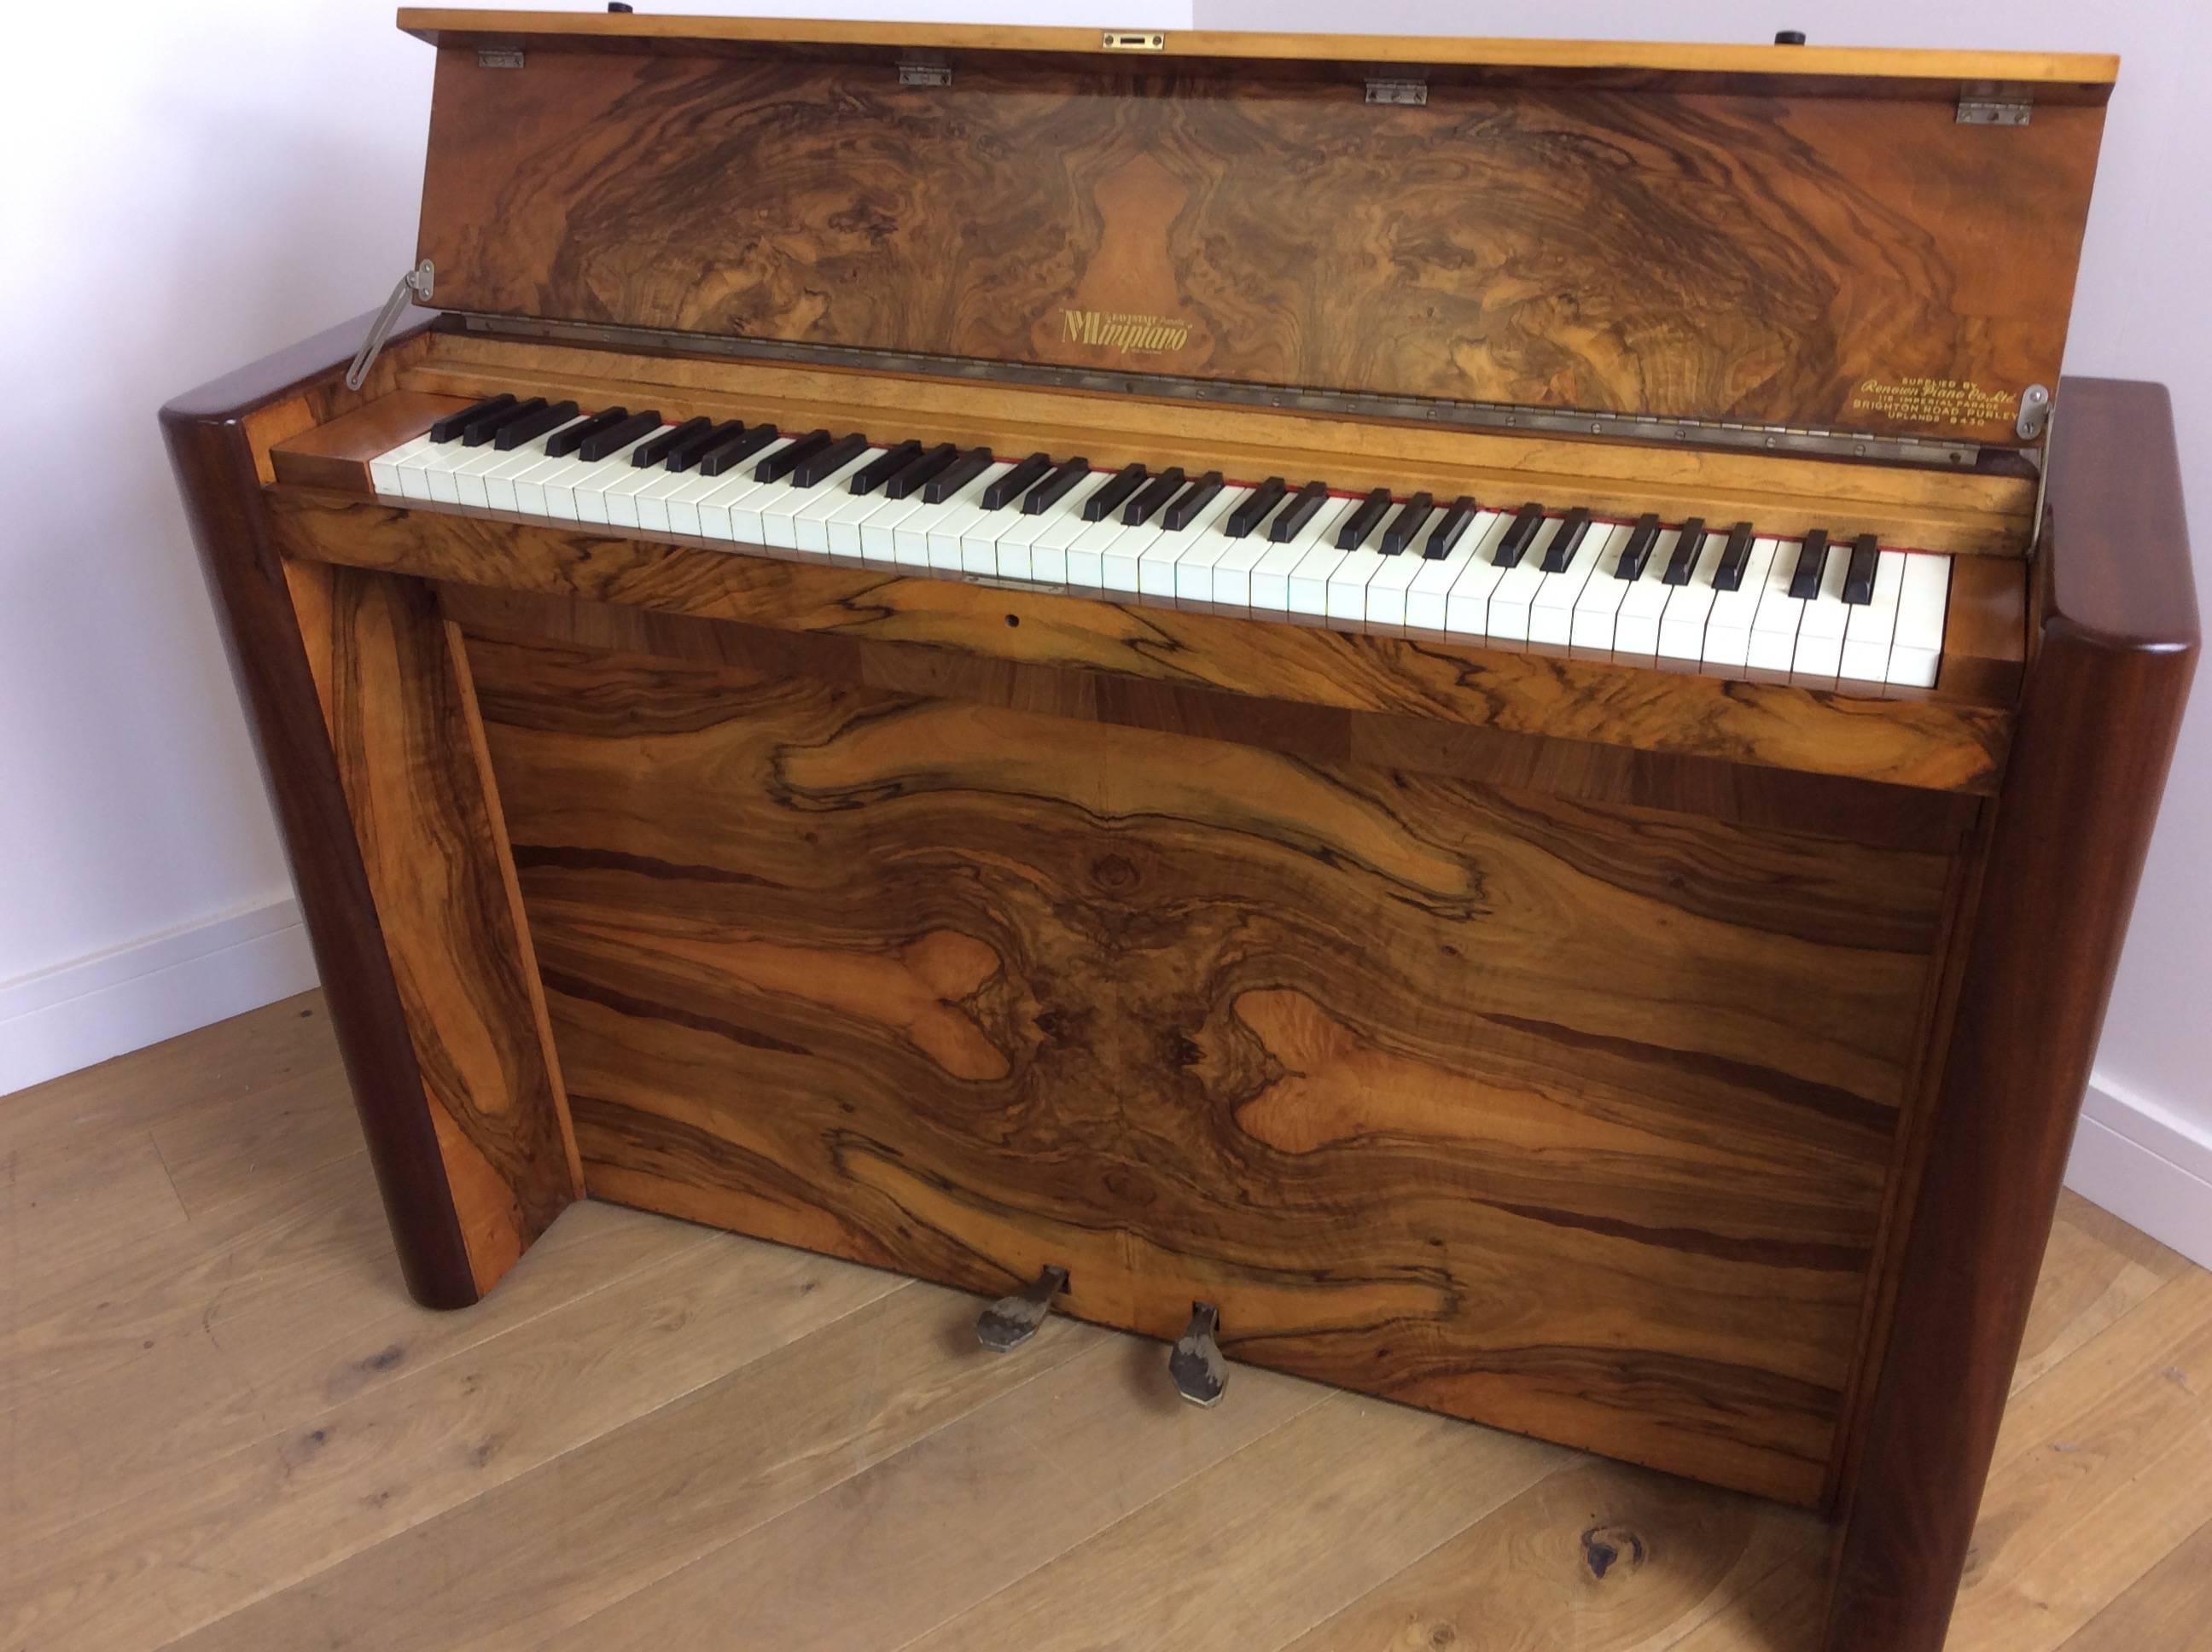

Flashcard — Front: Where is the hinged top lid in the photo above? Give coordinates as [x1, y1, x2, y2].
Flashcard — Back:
[400, 10, 2116, 447]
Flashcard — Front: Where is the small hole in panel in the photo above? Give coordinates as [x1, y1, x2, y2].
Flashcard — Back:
[1005, 614, 1020, 628]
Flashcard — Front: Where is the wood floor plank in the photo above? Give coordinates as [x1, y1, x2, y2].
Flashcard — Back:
[2058, 1510, 2212, 1652]
[159, 1283, 1102, 1652]
[1946, 1270, 2212, 1651]
[0, 1120, 189, 1291]
[535, 1337, 1331, 1652]
[3, 1236, 900, 1651]
[1283, 1459, 1819, 1652]
[146, 1056, 365, 1219]
[2012, 1193, 2194, 1397]
[4, 1197, 706, 1544]
[897, 1396, 1566, 1652]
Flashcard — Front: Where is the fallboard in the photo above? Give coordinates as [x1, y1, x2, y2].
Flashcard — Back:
[404, 13, 2112, 447]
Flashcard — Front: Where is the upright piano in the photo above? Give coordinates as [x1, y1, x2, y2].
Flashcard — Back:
[165, 12, 2197, 1648]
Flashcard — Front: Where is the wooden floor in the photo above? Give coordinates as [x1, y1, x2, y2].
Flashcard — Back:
[3, 994, 2210, 1651]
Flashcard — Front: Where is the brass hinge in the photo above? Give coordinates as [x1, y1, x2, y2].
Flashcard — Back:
[1102, 30, 1166, 51]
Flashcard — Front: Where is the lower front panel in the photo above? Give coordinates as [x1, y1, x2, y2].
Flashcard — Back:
[464, 624, 1952, 1508]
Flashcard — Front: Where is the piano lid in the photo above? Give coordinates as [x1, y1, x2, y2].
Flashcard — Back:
[400, 11, 2116, 448]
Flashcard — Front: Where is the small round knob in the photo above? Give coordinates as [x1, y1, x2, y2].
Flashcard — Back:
[1775, 29, 1807, 44]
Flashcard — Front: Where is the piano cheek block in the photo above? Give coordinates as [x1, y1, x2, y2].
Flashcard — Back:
[208, 20, 2177, 1652]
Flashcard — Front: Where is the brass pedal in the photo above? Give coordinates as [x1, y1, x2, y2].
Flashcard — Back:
[1169, 1300, 1228, 1406]
[975, 1265, 1069, 1352]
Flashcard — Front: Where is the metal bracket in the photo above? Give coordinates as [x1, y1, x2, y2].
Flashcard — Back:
[1958, 84, 2033, 125]
[1365, 79, 1428, 107]
[344, 259, 434, 392]
[476, 47, 525, 69]
[1102, 30, 1166, 51]
[2016, 382, 2052, 441]
[1169, 1301, 1227, 1406]
[897, 61, 952, 88]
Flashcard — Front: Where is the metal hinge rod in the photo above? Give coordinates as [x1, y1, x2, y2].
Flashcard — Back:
[345, 260, 434, 391]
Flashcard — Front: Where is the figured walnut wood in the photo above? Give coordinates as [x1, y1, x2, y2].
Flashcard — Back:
[460, 631, 1957, 1505]
[288, 562, 582, 1291]
[263, 488, 2014, 794]
[415, 40, 2103, 442]
[269, 391, 470, 491]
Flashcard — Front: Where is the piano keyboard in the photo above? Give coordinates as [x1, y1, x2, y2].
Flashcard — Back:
[369, 396, 1955, 689]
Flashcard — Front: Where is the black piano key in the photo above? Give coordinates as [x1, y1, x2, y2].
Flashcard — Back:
[1161, 471, 1225, 531]
[1615, 512, 1662, 579]
[756, 428, 831, 484]
[1422, 495, 1478, 559]
[923, 446, 995, 504]
[1124, 467, 1186, 526]
[664, 419, 741, 472]
[696, 422, 777, 477]
[1712, 521, 1757, 591]
[579, 410, 661, 462]
[1336, 487, 1393, 551]
[1224, 477, 1287, 539]
[1662, 517, 1708, 585]
[632, 416, 713, 468]
[1379, 492, 1434, 555]
[1268, 480, 1330, 544]
[1022, 457, 1092, 515]
[492, 398, 579, 451]
[885, 442, 959, 501]
[463, 396, 544, 447]
[1843, 532, 1881, 604]
[794, 432, 871, 487]
[1789, 528, 1831, 600]
[431, 393, 515, 443]
[545, 406, 626, 460]
[851, 439, 923, 497]
[1495, 503, 1545, 567]
[982, 452, 1052, 509]
[1083, 462, 1148, 522]
[1540, 505, 1592, 573]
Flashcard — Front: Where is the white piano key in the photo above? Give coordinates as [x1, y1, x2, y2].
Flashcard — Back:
[1791, 546, 1853, 681]
[572, 437, 661, 525]
[993, 472, 1110, 584]
[421, 436, 477, 504]
[1528, 521, 1620, 646]
[1886, 552, 1953, 688]
[763, 452, 884, 555]
[1406, 512, 1504, 634]
[1700, 537, 1781, 670]
[1254, 498, 1355, 615]
[393, 439, 448, 501]
[1439, 515, 1517, 637]
[509, 449, 582, 519]
[696, 440, 796, 540]
[1170, 487, 1258, 605]
[958, 493, 1027, 576]
[727, 462, 809, 547]
[1569, 528, 1644, 652]
[1483, 521, 1563, 643]
[1842, 550, 1909, 683]
[666, 443, 784, 538]
[1360, 509, 1438, 630]
[480, 417, 590, 514]
[1197, 496, 1295, 608]
[1322, 523, 1404, 625]
[1288, 513, 1364, 618]
[1656, 532, 1728, 661]
[860, 489, 934, 565]
[1065, 498, 1138, 590]
[1133, 490, 1238, 597]
[1747, 538, 1813, 672]
[923, 463, 1015, 571]
[368, 433, 434, 497]
[632, 462, 714, 535]
[434, 439, 514, 509]
[789, 449, 891, 554]
[1611, 530, 1681, 658]
[820, 478, 899, 559]
[1104, 513, 1173, 594]
[599, 430, 679, 526]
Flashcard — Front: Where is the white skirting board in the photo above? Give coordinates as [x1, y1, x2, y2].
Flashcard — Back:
[0, 897, 320, 1097]
[2066, 1073, 2212, 1271]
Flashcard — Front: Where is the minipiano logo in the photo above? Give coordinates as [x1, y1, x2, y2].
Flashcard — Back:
[1061, 309, 1191, 355]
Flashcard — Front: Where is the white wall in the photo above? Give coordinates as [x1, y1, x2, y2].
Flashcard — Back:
[3, 1, 2204, 1259]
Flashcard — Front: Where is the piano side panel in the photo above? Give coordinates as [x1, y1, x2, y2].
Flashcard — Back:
[415, 44, 2101, 445]
[287, 563, 585, 1290]
[462, 625, 1958, 1507]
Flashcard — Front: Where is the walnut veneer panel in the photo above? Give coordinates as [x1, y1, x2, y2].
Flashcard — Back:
[463, 631, 1956, 1504]
[287, 562, 582, 1287]
[416, 44, 2102, 443]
